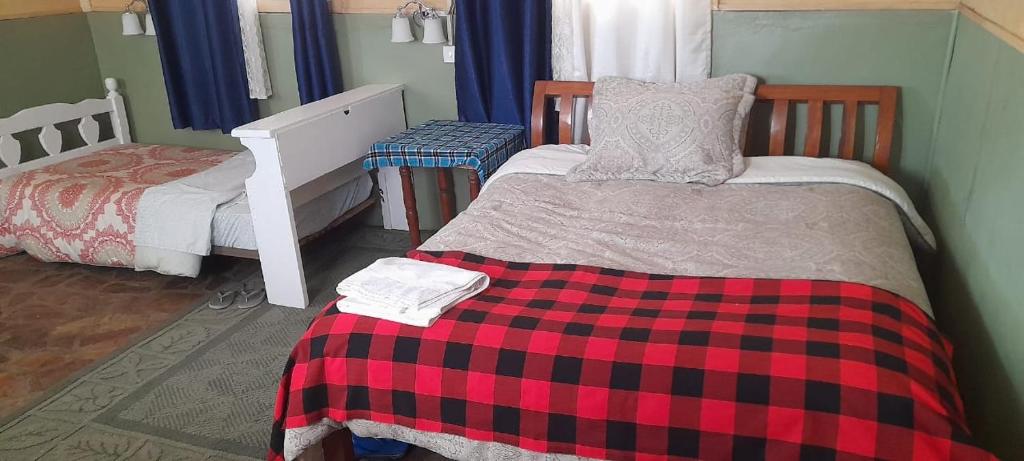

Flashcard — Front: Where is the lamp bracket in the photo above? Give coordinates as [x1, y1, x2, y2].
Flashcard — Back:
[394, 1, 440, 24]
[123, 0, 148, 13]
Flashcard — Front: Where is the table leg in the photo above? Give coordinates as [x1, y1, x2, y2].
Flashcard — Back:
[468, 171, 481, 202]
[437, 168, 456, 224]
[399, 166, 422, 247]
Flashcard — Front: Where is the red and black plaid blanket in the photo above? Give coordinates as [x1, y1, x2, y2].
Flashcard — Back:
[270, 251, 994, 460]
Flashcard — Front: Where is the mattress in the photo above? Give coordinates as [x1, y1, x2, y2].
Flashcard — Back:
[211, 173, 373, 251]
[0, 143, 238, 267]
[285, 148, 943, 461]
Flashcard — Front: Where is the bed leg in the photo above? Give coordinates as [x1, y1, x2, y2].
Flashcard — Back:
[399, 166, 422, 247]
[322, 428, 356, 461]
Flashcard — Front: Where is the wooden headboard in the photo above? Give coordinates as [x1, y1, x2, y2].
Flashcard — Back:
[531, 81, 899, 175]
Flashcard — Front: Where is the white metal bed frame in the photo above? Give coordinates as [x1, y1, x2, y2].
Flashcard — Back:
[0, 77, 407, 309]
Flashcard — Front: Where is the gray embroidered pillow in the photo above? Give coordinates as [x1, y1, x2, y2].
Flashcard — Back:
[566, 74, 758, 186]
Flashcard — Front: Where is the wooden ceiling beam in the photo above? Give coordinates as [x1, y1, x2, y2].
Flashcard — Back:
[714, 0, 960, 11]
[0, 0, 83, 20]
[7, 0, 1021, 56]
[83, 0, 449, 14]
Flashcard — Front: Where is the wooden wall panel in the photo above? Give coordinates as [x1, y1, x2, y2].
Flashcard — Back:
[86, 0, 124, 12]
[16, 0, 1023, 55]
[714, 0, 960, 11]
[333, 0, 448, 14]
[85, 0, 448, 14]
[960, 0, 1024, 53]
[0, 0, 82, 20]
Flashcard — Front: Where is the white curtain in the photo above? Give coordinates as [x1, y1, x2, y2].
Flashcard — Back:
[236, 0, 273, 99]
[551, 0, 711, 142]
[552, 0, 712, 83]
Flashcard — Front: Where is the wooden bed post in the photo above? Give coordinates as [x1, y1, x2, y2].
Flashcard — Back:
[233, 85, 407, 308]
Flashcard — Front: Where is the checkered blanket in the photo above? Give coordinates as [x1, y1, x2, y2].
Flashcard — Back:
[363, 120, 526, 182]
[270, 251, 994, 461]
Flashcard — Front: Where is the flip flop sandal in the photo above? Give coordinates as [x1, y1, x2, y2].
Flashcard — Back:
[236, 281, 267, 310]
[208, 290, 237, 310]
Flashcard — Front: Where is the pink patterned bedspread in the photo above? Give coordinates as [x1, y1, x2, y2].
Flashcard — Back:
[0, 144, 236, 267]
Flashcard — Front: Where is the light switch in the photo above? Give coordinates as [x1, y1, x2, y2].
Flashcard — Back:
[443, 46, 456, 64]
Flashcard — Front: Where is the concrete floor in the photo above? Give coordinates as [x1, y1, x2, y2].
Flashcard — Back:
[0, 239, 454, 461]
[0, 253, 254, 420]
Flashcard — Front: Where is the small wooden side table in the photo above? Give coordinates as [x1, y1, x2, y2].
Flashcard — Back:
[364, 120, 526, 247]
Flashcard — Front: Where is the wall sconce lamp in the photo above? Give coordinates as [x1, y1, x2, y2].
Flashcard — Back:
[391, 1, 452, 45]
[122, 0, 156, 36]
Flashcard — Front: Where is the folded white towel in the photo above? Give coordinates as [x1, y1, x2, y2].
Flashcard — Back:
[335, 257, 490, 327]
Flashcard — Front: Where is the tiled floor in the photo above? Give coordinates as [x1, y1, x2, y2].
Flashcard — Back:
[0, 253, 255, 421]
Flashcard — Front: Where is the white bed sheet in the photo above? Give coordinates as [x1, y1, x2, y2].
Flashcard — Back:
[212, 173, 373, 251]
[134, 150, 373, 277]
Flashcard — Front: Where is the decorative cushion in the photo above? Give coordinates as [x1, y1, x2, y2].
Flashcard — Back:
[566, 74, 758, 186]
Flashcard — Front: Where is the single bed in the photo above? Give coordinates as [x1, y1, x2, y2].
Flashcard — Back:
[212, 172, 374, 252]
[0, 78, 407, 308]
[270, 81, 995, 461]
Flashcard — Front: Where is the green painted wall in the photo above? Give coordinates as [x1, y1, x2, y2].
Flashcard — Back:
[86, 12, 457, 149]
[712, 13, 1024, 456]
[712, 11, 955, 202]
[82, 10, 955, 225]
[923, 15, 1024, 460]
[0, 14, 102, 118]
[86, 13, 240, 150]
[86, 12, 458, 228]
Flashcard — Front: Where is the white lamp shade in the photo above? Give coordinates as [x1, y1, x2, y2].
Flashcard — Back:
[122, 12, 144, 36]
[144, 13, 156, 36]
[391, 17, 414, 43]
[422, 16, 446, 44]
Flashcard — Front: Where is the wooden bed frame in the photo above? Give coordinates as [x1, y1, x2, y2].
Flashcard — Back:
[0, 78, 407, 309]
[531, 81, 899, 175]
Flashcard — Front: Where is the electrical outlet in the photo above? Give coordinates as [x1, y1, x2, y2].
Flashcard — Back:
[443, 46, 456, 64]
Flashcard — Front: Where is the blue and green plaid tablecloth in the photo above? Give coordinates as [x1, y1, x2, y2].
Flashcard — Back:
[363, 120, 526, 182]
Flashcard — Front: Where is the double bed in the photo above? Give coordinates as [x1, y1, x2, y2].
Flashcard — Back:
[0, 79, 406, 308]
[270, 81, 995, 460]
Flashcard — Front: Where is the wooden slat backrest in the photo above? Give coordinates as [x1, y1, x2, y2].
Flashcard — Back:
[531, 80, 597, 147]
[530, 81, 900, 175]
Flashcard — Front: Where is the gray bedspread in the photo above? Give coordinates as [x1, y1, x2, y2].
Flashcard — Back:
[423, 174, 930, 313]
[291, 172, 932, 461]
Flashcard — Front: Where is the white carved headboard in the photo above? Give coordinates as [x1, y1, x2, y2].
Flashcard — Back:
[0, 78, 132, 179]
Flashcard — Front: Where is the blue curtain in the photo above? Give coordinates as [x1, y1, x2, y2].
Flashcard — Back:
[149, 0, 257, 134]
[454, 0, 552, 139]
[291, 0, 344, 104]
